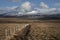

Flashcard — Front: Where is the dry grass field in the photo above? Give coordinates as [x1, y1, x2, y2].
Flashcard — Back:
[0, 18, 60, 40]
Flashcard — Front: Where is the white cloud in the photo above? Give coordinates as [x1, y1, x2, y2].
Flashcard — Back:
[5, 6, 18, 10]
[19, 2, 58, 15]
[0, 1, 60, 15]
[40, 2, 49, 9]
[21, 1, 32, 12]
[33, 2, 58, 14]
[0, 6, 18, 14]
[34, 7, 57, 14]
[25, 8, 57, 15]
[27, 10, 38, 14]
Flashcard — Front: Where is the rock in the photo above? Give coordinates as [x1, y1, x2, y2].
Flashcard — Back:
[10, 24, 31, 40]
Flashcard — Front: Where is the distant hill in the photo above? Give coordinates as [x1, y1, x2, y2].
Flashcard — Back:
[0, 13, 60, 20]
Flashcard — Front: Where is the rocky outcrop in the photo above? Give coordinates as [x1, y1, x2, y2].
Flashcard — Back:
[10, 24, 31, 40]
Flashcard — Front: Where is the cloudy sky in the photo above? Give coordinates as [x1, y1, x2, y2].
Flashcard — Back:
[0, 0, 60, 15]
[0, 0, 60, 8]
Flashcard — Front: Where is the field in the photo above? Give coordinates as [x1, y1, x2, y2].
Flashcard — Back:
[0, 18, 60, 40]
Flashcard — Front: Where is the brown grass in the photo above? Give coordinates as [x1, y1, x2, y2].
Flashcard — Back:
[0, 18, 60, 40]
